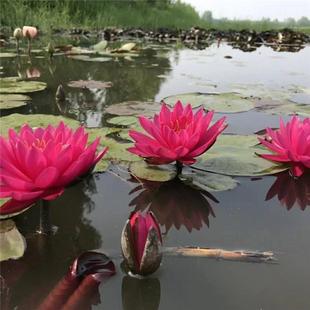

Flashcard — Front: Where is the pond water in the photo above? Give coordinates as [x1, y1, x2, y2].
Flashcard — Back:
[0, 40, 310, 310]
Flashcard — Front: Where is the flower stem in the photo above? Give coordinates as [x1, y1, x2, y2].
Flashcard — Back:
[176, 161, 183, 175]
[37, 200, 53, 235]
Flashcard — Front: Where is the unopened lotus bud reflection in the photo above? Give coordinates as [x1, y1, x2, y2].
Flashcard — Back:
[121, 211, 162, 276]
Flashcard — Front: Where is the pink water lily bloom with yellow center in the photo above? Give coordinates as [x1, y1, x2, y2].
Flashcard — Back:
[258, 116, 310, 177]
[0, 122, 108, 215]
[128, 101, 227, 165]
[22, 26, 38, 39]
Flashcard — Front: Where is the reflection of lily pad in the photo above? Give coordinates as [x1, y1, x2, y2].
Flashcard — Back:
[194, 134, 287, 176]
[129, 161, 177, 182]
[105, 101, 160, 116]
[107, 116, 138, 126]
[67, 80, 113, 89]
[0, 94, 31, 109]
[0, 77, 47, 94]
[162, 92, 255, 113]
[0, 219, 26, 262]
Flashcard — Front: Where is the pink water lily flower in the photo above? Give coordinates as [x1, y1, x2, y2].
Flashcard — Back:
[22, 26, 38, 39]
[121, 211, 162, 275]
[128, 101, 227, 165]
[0, 122, 108, 215]
[258, 116, 310, 177]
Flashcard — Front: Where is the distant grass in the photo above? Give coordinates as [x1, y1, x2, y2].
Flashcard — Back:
[0, 0, 309, 34]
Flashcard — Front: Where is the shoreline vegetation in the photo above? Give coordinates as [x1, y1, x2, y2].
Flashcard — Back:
[1, 0, 310, 34]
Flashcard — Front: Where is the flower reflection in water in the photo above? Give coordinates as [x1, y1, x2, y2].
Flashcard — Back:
[129, 177, 218, 233]
[266, 171, 310, 210]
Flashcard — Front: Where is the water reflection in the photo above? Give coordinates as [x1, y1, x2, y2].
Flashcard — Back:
[0, 177, 102, 309]
[122, 276, 161, 310]
[129, 177, 218, 233]
[266, 171, 310, 210]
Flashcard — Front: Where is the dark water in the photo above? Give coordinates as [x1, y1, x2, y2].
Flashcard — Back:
[1, 41, 310, 310]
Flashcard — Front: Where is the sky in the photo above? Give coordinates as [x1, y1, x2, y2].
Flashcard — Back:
[182, 0, 310, 20]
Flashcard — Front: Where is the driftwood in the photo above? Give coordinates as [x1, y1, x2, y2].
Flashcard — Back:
[163, 246, 276, 263]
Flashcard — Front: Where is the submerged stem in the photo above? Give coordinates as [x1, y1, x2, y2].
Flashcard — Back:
[37, 200, 53, 235]
[176, 161, 183, 175]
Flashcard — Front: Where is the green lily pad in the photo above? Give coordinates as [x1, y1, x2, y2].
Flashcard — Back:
[129, 161, 177, 182]
[193, 134, 288, 176]
[105, 101, 160, 116]
[162, 92, 255, 113]
[0, 198, 33, 219]
[67, 55, 111, 62]
[181, 169, 239, 192]
[67, 80, 113, 89]
[113, 42, 136, 52]
[0, 219, 26, 262]
[0, 77, 47, 94]
[66, 47, 95, 55]
[93, 40, 108, 52]
[0, 114, 79, 136]
[107, 116, 138, 126]
[0, 52, 17, 58]
[0, 94, 31, 109]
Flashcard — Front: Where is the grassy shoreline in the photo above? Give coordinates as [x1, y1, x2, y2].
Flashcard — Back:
[1, 0, 309, 34]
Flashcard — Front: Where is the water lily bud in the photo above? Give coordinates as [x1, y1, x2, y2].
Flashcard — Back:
[121, 211, 162, 276]
[13, 28, 23, 40]
[22, 26, 38, 39]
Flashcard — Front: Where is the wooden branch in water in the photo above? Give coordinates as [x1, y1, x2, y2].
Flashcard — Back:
[163, 246, 276, 263]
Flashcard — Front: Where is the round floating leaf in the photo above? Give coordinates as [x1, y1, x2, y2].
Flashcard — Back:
[0, 77, 47, 94]
[129, 161, 177, 182]
[105, 101, 160, 116]
[289, 93, 310, 105]
[0, 219, 26, 262]
[0, 113, 79, 136]
[93, 40, 108, 52]
[107, 116, 138, 126]
[66, 47, 95, 55]
[67, 55, 111, 62]
[67, 80, 113, 89]
[115, 42, 136, 52]
[162, 92, 255, 113]
[0, 94, 31, 109]
[181, 168, 239, 192]
[193, 134, 287, 176]
[0, 52, 17, 58]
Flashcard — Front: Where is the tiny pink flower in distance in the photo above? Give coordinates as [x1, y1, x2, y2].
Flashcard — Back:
[22, 26, 38, 39]
[121, 211, 162, 275]
[258, 116, 310, 177]
[128, 101, 227, 165]
[0, 122, 108, 215]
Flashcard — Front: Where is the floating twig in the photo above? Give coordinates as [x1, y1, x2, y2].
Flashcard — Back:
[163, 246, 276, 263]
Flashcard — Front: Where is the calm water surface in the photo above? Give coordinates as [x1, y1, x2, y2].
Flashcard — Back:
[1, 41, 310, 310]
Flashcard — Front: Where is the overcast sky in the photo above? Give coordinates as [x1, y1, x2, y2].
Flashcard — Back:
[182, 0, 310, 20]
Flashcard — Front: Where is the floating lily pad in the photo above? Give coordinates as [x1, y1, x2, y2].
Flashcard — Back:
[66, 47, 95, 55]
[289, 93, 310, 105]
[67, 55, 111, 62]
[181, 169, 239, 192]
[193, 134, 288, 176]
[67, 80, 113, 89]
[129, 161, 177, 182]
[256, 99, 310, 117]
[105, 101, 160, 116]
[93, 40, 108, 52]
[0, 77, 47, 94]
[162, 92, 255, 113]
[0, 114, 79, 136]
[0, 94, 31, 109]
[0, 219, 26, 262]
[0, 52, 17, 58]
[112, 42, 136, 52]
[107, 116, 138, 126]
